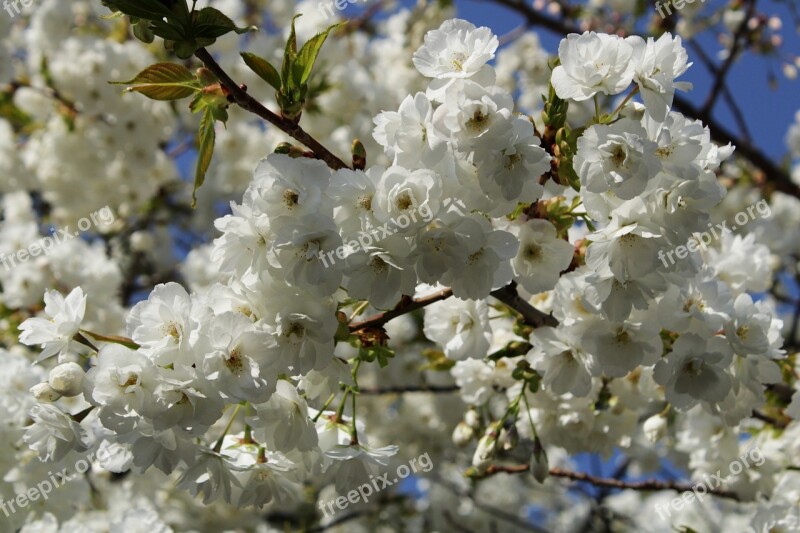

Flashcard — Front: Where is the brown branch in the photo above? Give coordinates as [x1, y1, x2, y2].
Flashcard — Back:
[349, 288, 454, 331]
[348, 282, 556, 333]
[687, 40, 751, 142]
[481, 464, 740, 501]
[490, 282, 558, 328]
[193, 48, 350, 171]
[359, 384, 460, 395]
[701, 0, 757, 116]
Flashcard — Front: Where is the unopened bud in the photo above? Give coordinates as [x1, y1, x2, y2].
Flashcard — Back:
[31, 382, 61, 402]
[530, 436, 549, 483]
[643, 414, 668, 443]
[472, 427, 498, 469]
[352, 139, 366, 171]
[452, 421, 474, 447]
[465, 408, 480, 429]
[49, 362, 85, 397]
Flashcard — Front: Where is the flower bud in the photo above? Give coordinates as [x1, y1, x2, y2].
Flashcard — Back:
[643, 414, 667, 443]
[464, 408, 481, 429]
[472, 427, 498, 469]
[529, 436, 549, 484]
[452, 422, 474, 447]
[31, 382, 61, 402]
[48, 362, 85, 397]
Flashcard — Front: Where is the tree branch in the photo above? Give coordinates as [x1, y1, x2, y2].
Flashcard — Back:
[193, 48, 350, 171]
[349, 288, 454, 331]
[481, 464, 740, 501]
[490, 282, 558, 328]
[701, 0, 756, 116]
[359, 384, 460, 395]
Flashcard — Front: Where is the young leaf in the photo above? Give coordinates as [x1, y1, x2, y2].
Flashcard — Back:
[294, 23, 343, 86]
[111, 63, 199, 101]
[282, 15, 302, 90]
[192, 7, 256, 40]
[101, 0, 173, 21]
[240, 52, 282, 91]
[193, 108, 216, 208]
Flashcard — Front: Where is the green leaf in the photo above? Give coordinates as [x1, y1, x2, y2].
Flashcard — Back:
[132, 21, 155, 44]
[101, 0, 173, 21]
[283, 15, 302, 90]
[240, 52, 282, 91]
[293, 23, 342, 86]
[149, 19, 187, 41]
[192, 7, 255, 40]
[193, 108, 216, 208]
[111, 63, 199, 101]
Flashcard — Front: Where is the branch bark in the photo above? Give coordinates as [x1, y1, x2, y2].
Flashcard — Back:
[481, 464, 741, 501]
[194, 48, 350, 171]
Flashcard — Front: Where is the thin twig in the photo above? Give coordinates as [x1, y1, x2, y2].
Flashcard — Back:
[701, 0, 757, 116]
[349, 288, 454, 331]
[480, 464, 740, 501]
[194, 48, 350, 171]
[490, 282, 558, 328]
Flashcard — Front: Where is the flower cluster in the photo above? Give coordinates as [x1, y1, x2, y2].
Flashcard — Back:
[5, 3, 800, 532]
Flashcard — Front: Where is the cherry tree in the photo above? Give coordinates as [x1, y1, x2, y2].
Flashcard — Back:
[2, 0, 800, 531]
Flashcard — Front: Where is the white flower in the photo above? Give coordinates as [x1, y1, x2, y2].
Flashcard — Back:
[451, 359, 495, 404]
[707, 232, 774, 294]
[270, 213, 344, 297]
[343, 235, 417, 310]
[424, 298, 492, 360]
[475, 118, 551, 204]
[324, 443, 399, 494]
[177, 448, 243, 504]
[527, 326, 594, 396]
[412, 19, 498, 80]
[574, 119, 661, 200]
[127, 282, 208, 366]
[653, 333, 733, 409]
[626, 33, 692, 122]
[374, 92, 447, 169]
[723, 293, 772, 357]
[551, 32, 635, 101]
[582, 319, 662, 377]
[432, 80, 514, 154]
[263, 287, 338, 375]
[23, 403, 90, 462]
[246, 154, 332, 221]
[84, 344, 158, 428]
[19, 287, 88, 362]
[200, 312, 275, 403]
[250, 380, 318, 453]
[414, 215, 517, 299]
[373, 166, 442, 231]
[511, 219, 574, 294]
